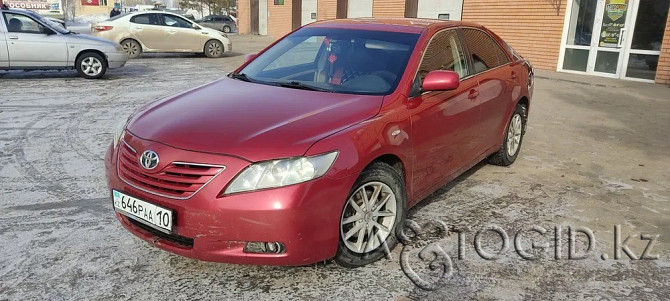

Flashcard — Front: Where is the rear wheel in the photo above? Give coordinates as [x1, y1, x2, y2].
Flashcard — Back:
[204, 40, 224, 58]
[121, 39, 142, 59]
[487, 103, 527, 166]
[335, 162, 407, 268]
[223, 25, 231, 33]
[75, 52, 107, 79]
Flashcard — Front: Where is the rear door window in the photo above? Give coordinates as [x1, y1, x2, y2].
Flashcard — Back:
[131, 14, 160, 25]
[461, 28, 510, 74]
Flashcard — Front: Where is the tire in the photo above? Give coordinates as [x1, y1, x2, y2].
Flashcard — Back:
[222, 25, 231, 33]
[487, 103, 527, 166]
[121, 39, 142, 59]
[75, 52, 107, 79]
[335, 162, 407, 268]
[204, 40, 224, 58]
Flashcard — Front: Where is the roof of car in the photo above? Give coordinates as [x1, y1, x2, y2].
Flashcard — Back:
[308, 18, 482, 34]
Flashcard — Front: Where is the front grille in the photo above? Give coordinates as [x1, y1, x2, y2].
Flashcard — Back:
[117, 141, 224, 199]
[128, 218, 194, 248]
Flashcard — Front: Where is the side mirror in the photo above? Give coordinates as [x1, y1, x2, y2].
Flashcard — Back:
[422, 70, 460, 91]
[192, 23, 201, 30]
[43, 27, 56, 35]
[244, 53, 257, 63]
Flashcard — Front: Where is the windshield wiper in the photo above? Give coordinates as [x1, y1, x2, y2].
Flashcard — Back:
[229, 72, 253, 82]
[276, 81, 330, 92]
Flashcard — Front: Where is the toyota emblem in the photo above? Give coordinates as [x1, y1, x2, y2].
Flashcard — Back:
[140, 150, 159, 170]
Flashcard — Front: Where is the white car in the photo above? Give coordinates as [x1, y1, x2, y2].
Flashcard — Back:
[91, 11, 232, 59]
[0, 9, 127, 79]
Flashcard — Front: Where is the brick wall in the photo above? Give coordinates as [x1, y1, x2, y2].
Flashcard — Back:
[462, 0, 567, 71]
[317, 0, 337, 20]
[268, 1, 293, 38]
[238, 0, 251, 34]
[655, 9, 670, 84]
[372, 0, 405, 18]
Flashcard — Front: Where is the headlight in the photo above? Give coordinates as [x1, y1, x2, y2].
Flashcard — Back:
[224, 151, 338, 194]
[113, 118, 127, 148]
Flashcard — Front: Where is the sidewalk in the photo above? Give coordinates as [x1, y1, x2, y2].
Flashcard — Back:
[534, 69, 663, 88]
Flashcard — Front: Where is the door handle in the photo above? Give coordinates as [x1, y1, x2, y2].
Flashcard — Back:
[135, 26, 143, 29]
[617, 28, 626, 48]
[8, 35, 18, 40]
[467, 89, 479, 100]
[511, 71, 517, 79]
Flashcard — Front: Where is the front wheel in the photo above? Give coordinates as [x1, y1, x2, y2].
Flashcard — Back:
[335, 162, 407, 268]
[204, 40, 224, 58]
[76, 52, 107, 79]
[487, 103, 527, 166]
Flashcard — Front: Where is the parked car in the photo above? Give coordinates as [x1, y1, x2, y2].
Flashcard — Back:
[91, 11, 232, 59]
[105, 18, 534, 267]
[195, 14, 237, 33]
[44, 16, 66, 29]
[0, 9, 127, 79]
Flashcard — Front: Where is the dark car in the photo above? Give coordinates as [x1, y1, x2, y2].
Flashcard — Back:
[196, 14, 236, 33]
[105, 18, 534, 267]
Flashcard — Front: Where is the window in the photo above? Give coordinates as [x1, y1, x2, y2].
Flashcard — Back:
[417, 29, 469, 82]
[461, 28, 509, 74]
[100, 0, 108, 6]
[130, 14, 160, 25]
[437, 14, 450, 20]
[163, 15, 192, 28]
[263, 36, 325, 71]
[4, 13, 46, 34]
[240, 27, 420, 95]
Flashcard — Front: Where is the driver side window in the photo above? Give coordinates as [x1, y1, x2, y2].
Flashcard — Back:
[163, 15, 192, 28]
[4, 13, 47, 34]
[417, 29, 469, 82]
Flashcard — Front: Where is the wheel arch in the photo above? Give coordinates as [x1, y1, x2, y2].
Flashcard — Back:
[75, 49, 107, 67]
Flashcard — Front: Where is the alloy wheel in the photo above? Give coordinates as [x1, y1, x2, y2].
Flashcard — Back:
[81, 57, 103, 76]
[506, 114, 523, 157]
[340, 181, 397, 254]
[208, 42, 222, 57]
[123, 41, 138, 57]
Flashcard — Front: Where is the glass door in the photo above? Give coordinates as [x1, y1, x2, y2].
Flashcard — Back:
[621, 0, 670, 81]
[589, 0, 634, 78]
[559, 0, 635, 78]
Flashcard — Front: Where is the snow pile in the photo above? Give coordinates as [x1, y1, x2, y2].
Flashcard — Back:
[73, 14, 108, 24]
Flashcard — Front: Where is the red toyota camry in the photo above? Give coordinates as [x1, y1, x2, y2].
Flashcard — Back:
[105, 18, 533, 267]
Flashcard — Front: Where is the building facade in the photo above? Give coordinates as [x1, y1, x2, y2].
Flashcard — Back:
[237, 0, 670, 84]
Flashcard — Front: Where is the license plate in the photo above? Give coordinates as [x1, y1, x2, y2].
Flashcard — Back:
[113, 190, 173, 233]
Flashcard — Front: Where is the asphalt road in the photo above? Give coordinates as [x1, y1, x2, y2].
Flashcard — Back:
[1, 35, 668, 300]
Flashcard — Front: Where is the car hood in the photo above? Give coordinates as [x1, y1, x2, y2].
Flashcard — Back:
[65, 33, 118, 47]
[127, 77, 384, 162]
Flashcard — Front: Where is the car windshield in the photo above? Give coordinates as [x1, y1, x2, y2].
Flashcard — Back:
[239, 27, 420, 95]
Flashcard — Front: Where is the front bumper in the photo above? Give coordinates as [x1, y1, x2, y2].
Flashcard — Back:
[104, 133, 357, 266]
[106, 51, 128, 69]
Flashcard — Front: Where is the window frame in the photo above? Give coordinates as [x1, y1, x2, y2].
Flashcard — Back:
[3, 12, 49, 35]
[458, 27, 513, 76]
[130, 13, 159, 26]
[161, 14, 193, 28]
[410, 27, 472, 97]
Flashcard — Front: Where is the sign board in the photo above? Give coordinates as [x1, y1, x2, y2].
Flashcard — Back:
[599, 0, 628, 48]
[6, 0, 62, 14]
[81, 0, 99, 5]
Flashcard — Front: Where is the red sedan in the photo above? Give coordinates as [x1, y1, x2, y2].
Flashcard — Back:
[105, 18, 533, 267]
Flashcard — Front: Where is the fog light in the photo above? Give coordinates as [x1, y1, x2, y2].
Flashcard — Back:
[244, 242, 286, 254]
